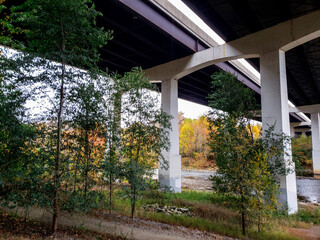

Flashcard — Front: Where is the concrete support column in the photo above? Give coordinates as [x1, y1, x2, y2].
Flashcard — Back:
[159, 79, 181, 192]
[260, 50, 298, 214]
[311, 113, 320, 178]
[290, 123, 296, 137]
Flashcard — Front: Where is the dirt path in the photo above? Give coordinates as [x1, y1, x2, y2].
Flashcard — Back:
[287, 226, 320, 240]
[1, 207, 234, 240]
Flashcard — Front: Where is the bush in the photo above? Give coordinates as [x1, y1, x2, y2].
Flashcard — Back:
[291, 136, 312, 176]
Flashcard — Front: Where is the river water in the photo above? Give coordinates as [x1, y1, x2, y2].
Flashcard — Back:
[296, 177, 320, 203]
[181, 170, 320, 203]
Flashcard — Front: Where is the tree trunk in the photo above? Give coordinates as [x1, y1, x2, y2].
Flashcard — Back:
[84, 130, 90, 198]
[131, 186, 136, 218]
[107, 89, 122, 214]
[52, 66, 65, 235]
[109, 174, 112, 214]
[74, 154, 79, 193]
[241, 212, 245, 235]
[114, 91, 122, 132]
[108, 134, 113, 214]
[130, 141, 141, 219]
[241, 194, 246, 235]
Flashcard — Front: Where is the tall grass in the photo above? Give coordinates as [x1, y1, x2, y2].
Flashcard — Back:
[100, 190, 315, 240]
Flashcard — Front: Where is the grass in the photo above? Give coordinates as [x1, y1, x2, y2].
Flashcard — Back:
[3, 189, 316, 240]
[101, 189, 316, 240]
[164, 190, 213, 203]
[249, 230, 299, 240]
[137, 211, 242, 237]
[273, 203, 320, 229]
[291, 205, 320, 224]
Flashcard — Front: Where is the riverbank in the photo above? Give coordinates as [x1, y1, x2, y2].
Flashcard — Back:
[179, 169, 320, 204]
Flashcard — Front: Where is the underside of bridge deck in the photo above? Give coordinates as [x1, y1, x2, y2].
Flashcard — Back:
[4, 0, 320, 214]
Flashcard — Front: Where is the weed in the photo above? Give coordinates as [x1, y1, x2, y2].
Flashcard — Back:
[101, 189, 319, 240]
[98, 221, 102, 231]
[292, 207, 320, 224]
[273, 204, 320, 228]
[192, 202, 239, 223]
[78, 223, 88, 231]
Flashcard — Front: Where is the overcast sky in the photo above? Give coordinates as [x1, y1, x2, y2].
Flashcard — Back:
[178, 99, 210, 119]
[1, 46, 210, 121]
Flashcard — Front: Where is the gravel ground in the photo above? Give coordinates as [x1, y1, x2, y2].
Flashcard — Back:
[182, 177, 212, 191]
[181, 169, 215, 191]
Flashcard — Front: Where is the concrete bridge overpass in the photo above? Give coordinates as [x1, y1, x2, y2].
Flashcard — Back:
[5, 0, 319, 213]
[94, 0, 320, 213]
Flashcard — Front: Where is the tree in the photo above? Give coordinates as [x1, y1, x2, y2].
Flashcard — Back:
[208, 71, 290, 235]
[118, 68, 171, 218]
[0, 0, 24, 49]
[0, 60, 35, 200]
[179, 119, 195, 156]
[101, 72, 125, 214]
[179, 115, 211, 168]
[291, 135, 312, 175]
[10, 0, 112, 234]
[68, 78, 107, 203]
[0, 47, 50, 217]
[0, 5, 47, 219]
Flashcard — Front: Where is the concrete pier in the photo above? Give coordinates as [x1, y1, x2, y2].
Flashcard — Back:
[159, 79, 181, 192]
[311, 113, 320, 178]
[260, 50, 298, 214]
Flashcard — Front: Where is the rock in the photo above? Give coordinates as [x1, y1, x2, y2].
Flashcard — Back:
[180, 208, 188, 213]
[141, 204, 192, 216]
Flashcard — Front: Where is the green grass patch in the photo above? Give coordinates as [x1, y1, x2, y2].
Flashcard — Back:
[249, 230, 300, 240]
[137, 211, 241, 238]
[291, 207, 320, 224]
[273, 204, 320, 229]
[164, 190, 213, 203]
[103, 189, 317, 240]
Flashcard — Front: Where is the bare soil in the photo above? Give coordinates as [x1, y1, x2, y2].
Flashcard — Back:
[0, 206, 234, 240]
[287, 226, 320, 240]
[0, 212, 123, 240]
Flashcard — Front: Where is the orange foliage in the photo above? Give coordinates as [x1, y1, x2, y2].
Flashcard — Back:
[179, 113, 214, 169]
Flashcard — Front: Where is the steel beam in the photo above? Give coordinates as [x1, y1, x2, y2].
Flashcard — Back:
[118, 0, 205, 52]
[117, 0, 260, 95]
